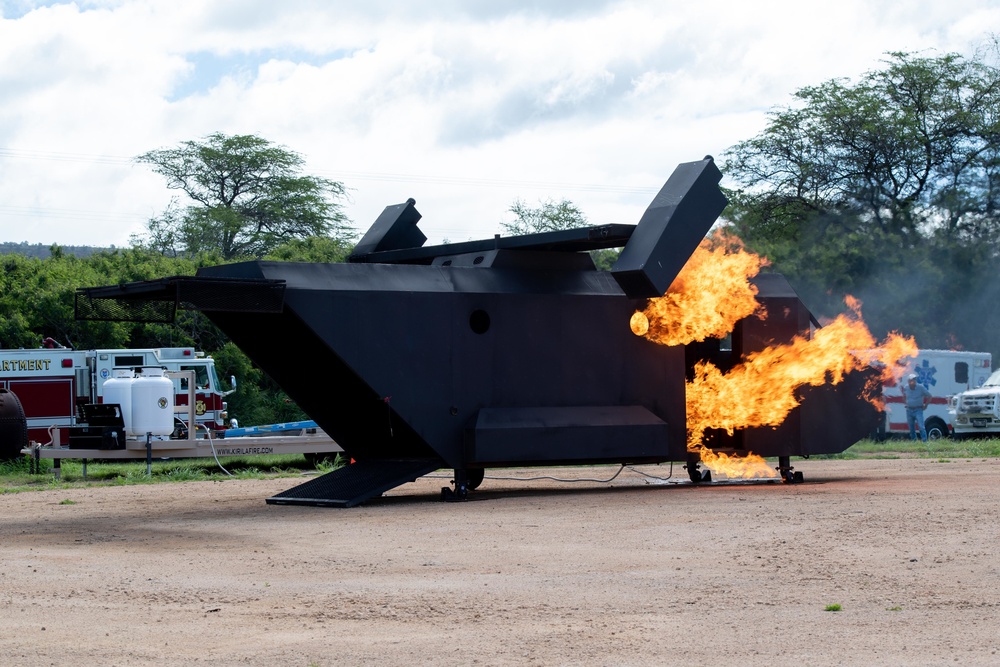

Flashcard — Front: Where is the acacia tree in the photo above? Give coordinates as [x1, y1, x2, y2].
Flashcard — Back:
[501, 198, 589, 235]
[722, 44, 1000, 352]
[135, 133, 354, 259]
[500, 198, 619, 269]
[725, 47, 1000, 247]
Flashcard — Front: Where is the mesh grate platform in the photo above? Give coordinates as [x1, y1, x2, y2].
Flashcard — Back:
[266, 458, 443, 508]
[75, 277, 286, 323]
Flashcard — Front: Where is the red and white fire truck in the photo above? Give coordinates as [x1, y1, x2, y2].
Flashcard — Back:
[0, 345, 228, 445]
[881, 349, 993, 440]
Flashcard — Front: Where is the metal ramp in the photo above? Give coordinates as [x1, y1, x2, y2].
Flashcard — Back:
[266, 458, 443, 508]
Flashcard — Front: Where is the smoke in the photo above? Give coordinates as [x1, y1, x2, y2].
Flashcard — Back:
[786, 245, 999, 366]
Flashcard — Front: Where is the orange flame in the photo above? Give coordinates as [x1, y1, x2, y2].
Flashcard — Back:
[686, 300, 916, 451]
[630, 231, 766, 345]
[633, 236, 918, 480]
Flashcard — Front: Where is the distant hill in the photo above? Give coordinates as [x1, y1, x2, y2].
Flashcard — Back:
[0, 242, 114, 259]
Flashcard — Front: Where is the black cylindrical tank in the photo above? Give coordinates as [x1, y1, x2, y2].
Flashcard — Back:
[0, 388, 28, 461]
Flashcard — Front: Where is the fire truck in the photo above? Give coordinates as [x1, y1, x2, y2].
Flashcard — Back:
[881, 349, 992, 440]
[0, 345, 227, 446]
[3, 344, 343, 471]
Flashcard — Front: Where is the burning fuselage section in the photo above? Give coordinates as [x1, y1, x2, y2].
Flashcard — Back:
[685, 274, 880, 462]
[76, 157, 882, 505]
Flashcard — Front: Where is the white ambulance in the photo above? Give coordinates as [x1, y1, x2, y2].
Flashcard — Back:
[881, 349, 992, 440]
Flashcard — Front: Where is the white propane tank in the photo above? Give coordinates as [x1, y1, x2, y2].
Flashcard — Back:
[131, 367, 174, 436]
[103, 369, 134, 434]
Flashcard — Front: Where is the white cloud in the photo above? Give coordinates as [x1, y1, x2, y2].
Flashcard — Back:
[0, 0, 995, 247]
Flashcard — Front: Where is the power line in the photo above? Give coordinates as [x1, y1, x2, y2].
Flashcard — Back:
[0, 147, 660, 196]
[0, 148, 133, 166]
[0, 205, 144, 223]
[316, 168, 660, 196]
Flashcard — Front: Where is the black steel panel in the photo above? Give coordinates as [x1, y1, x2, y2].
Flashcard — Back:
[358, 224, 636, 265]
[611, 157, 728, 298]
[350, 198, 427, 259]
[196, 260, 688, 468]
[799, 370, 881, 455]
[266, 458, 443, 507]
[468, 406, 670, 465]
[0, 388, 28, 461]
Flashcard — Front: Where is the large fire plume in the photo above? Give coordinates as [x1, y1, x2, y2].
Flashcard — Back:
[632, 232, 918, 479]
[629, 231, 764, 344]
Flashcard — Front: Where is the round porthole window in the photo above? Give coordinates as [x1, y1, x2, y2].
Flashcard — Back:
[469, 309, 490, 334]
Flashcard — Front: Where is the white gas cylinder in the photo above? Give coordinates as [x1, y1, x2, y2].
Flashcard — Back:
[103, 369, 134, 434]
[131, 367, 174, 436]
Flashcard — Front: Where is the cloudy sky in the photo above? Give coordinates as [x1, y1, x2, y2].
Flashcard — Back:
[0, 0, 996, 249]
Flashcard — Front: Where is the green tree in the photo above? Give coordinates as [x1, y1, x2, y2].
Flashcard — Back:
[0, 243, 235, 352]
[722, 44, 1000, 352]
[0, 246, 305, 426]
[134, 133, 355, 260]
[501, 198, 589, 235]
[265, 235, 354, 263]
[210, 342, 307, 427]
[0, 252, 133, 350]
[500, 198, 619, 270]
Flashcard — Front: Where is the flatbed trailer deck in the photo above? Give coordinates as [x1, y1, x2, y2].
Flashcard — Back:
[23, 431, 343, 479]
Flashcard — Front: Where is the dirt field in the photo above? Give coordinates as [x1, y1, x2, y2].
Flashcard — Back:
[2, 458, 1000, 666]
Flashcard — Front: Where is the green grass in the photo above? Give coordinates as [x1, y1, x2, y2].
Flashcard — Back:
[0, 453, 345, 494]
[824, 604, 843, 612]
[5, 436, 1000, 494]
[817, 436, 1000, 460]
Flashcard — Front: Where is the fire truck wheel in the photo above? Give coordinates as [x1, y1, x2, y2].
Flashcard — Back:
[925, 418, 948, 441]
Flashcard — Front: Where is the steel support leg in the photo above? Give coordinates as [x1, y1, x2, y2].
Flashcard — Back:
[441, 468, 470, 502]
[777, 456, 803, 483]
[684, 453, 711, 483]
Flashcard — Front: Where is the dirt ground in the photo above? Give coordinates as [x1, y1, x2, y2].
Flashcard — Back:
[2, 458, 1000, 666]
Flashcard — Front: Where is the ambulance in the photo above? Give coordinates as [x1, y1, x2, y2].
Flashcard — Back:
[881, 349, 992, 440]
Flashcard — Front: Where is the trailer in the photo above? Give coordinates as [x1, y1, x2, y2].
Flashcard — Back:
[24, 429, 343, 479]
[21, 379, 342, 479]
[2, 345, 343, 471]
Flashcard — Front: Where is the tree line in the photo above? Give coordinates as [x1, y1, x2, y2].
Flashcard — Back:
[0, 243, 352, 426]
[723, 42, 1000, 361]
[0, 242, 113, 259]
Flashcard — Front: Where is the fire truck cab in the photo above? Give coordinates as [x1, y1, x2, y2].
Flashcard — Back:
[881, 349, 992, 440]
[0, 346, 227, 445]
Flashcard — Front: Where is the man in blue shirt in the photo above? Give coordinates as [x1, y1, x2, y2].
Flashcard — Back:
[900, 373, 932, 442]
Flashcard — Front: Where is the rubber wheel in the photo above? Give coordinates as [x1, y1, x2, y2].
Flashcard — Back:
[467, 467, 485, 491]
[925, 418, 948, 441]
